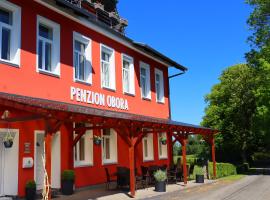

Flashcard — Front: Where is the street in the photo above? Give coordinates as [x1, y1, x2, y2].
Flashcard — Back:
[147, 169, 270, 200]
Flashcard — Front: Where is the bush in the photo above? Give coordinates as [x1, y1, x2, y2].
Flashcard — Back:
[61, 170, 75, 181]
[26, 180, 36, 189]
[154, 170, 167, 182]
[237, 163, 249, 174]
[251, 152, 270, 166]
[208, 162, 237, 179]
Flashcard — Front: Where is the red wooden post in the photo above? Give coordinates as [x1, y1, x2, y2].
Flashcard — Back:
[211, 137, 217, 179]
[45, 133, 52, 200]
[129, 144, 136, 197]
[181, 138, 188, 185]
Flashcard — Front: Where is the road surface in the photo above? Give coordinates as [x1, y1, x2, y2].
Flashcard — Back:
[147, 169, 270, 200]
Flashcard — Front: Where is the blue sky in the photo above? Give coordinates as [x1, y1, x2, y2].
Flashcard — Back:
[118, 0, 252, 125]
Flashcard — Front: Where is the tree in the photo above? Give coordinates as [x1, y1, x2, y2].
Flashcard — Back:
[202, 64, 257, 163]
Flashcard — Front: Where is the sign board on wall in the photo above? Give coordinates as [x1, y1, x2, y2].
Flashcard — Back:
[70, 86, 129, 110]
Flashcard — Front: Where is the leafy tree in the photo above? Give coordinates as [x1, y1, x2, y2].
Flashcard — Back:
[202, 64, 257, 163]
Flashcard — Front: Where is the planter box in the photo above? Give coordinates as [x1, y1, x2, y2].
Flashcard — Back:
[155, 181, 166, 192]
[62, 180, 74, 195]
[196, 174, 204, 183]
[25, 188, 36, 200]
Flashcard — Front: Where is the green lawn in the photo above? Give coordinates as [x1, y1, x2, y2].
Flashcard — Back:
[219, 174, 246, 181]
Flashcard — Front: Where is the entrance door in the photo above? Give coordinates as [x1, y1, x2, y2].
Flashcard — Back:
[35, 131, 61, 191]
[35, 133, 45, 190]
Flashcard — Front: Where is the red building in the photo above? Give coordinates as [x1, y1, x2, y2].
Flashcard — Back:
[0, 0, 216, 199]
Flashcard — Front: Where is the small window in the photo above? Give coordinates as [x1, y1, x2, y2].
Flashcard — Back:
[140, 62, 151, 99]
[102, 129, 117, 164]
[101, 45, 115, 90]
[0, 1, 21, 65]
[73, 32, 92, 84]
[37, 16, 60, 76]
[142, 133, 154, 161]
[122, 54, 135, 95]
[158, 132, 168, 159]
[155, 68, 164, 103]
[73, 123, 93, 167]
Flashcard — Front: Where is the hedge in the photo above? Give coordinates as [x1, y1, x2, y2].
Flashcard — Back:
[208, 162, 237, 179]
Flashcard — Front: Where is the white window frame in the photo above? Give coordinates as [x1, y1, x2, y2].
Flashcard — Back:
[142, 133, 154, 162]
[140, 61, 151, 100]
[155, 68, 165, 103]
[101, 129, 118, 165]
[158, 132, 168, 159]
[73, 126, 93, 167]
[122, 54, 135, 95]
[73, 31, 92, 84]
[0, 1, 21, 66]
[36, 15, 60, 76]
[100, 44, 115, 90]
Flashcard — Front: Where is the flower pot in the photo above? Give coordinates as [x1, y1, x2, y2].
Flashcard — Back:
[155, 181, 166, 192]
[161, 140, 167, 145]
[94, 139, 101, 145]
[25, 188, 36, 200]
[62, 180, 74, 195]
[4, 140, 13, 148]
[196, 174, 204, 183]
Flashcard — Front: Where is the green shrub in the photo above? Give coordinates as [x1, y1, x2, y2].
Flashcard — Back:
[154, 170, 167, 182]
[61, 170, 75, 181]
[26, 180, 36, 189]
[208, 162, 237, 179]
[237, 163, 249, 174]
[189, 165, 204, 180]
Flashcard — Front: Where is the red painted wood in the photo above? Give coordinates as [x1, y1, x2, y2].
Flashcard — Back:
[129, 144, 135, 197]
[211, 137, 217, 179]
[181, 138, 188, 185]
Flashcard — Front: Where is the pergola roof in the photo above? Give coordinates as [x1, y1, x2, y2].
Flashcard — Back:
[0, 92, 216, 135]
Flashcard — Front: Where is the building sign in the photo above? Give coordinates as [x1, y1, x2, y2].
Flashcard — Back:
[70, 86, 129, 110]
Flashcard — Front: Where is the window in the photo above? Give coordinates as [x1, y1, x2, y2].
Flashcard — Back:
[73, 126, 93, 167]
[158, 132, 168, 159]
[73, 32, 92, 84]
[140, 62, 151, 99]
[0, 1, 21, 65]
[37, 16, 60, 75]
[102, 129, 117, 164]
[122, 54, 135, 95]
[155, 68, 164, 103]
[101, 44, 115, 90]
[142, 133, 154, 161]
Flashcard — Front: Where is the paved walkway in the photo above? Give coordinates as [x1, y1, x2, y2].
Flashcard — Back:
[55, 179, 215, 200]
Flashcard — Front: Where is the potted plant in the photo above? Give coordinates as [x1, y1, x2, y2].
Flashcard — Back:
[154, 170, 167, 192]
[61, 170, 75, 195]
[195, 167, 205, 183]
[93, 135, 102, 145]
[3, 132, 14, 148]
[160, 137, 167, 145]
[25, 180, 36, 200]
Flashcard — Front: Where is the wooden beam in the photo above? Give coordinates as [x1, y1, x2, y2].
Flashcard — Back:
[0, 115, 44, 123]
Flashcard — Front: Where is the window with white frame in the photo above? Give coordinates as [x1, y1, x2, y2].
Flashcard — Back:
[102, 129, 117, 164]
[142, 133, 154, 161]
[155, 68, 164, 103]
[122, 54, 135, 95]
[73, 124, 93, 167]
[73, 32, 92, 84]
[101, 45, 115, 90]
[37, 16, 60, 75]
[140, 62, 151, 99]
[158, 132, 168, 159]
[0, 1, 21, 65]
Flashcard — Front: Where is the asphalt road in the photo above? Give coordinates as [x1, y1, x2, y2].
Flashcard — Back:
[147, 169, 270, 200]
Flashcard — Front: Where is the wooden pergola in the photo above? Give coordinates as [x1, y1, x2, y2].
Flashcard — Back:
[0, 92, 217, 199]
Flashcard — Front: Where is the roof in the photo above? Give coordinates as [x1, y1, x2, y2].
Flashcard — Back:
[0, 92, 215, 134]
[46, 0, 187, 71]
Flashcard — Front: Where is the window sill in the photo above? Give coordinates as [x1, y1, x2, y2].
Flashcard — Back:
[157, 100, 165, 105]
[143, 158, 154, 163]
[102, 86, 116, 92]
[142, 97, 151, 101]
[0, 59, 20, 68]
[38, 69, 60, 78]
[102, 161, 118, 166]
[124, 92, 135, 97]
[75, 79, 92, 86]
[158, 157, 168, 160]
[74, 163, 93, 168]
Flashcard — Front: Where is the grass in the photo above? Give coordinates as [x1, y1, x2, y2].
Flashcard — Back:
[219, 174, 246, 181]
